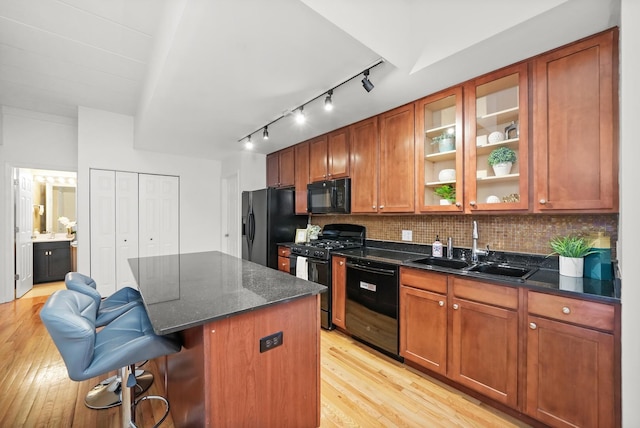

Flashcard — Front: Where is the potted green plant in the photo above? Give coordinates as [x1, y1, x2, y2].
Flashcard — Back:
[431, 130, 455, 153]
[487, 146, 517, 176]
[549, 235, 599, 277]
[434, 184, 456, 205]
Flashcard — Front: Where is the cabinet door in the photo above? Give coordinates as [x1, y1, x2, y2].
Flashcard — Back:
[465, 63, 529, 212]
[266, 153, 279, 187]
[378, 104, 415, 213]
[533, 29, 618, 212]
[400, 285, 447, 375]
[526, 315, 615, 427]
[415, 87, 464, 212]
[309, 135, 329, 182]
[449, 297, 518, 407]
[115, 172, 139, 290]
[278, 147, 295, 187]
[90, 169, 116, 296]
[139, 174, 179, 258]
[331, 256, 347, 329]
[349, 117, 379, 213]
[277, 256, 290, 273]
[328, 127, 349, 179]
[33, 246, 48, 284]
[294, 142, 310, 214]
[48, 245, 70, 280]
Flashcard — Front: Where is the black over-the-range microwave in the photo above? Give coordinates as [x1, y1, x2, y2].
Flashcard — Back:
[307, 178, 351, 214]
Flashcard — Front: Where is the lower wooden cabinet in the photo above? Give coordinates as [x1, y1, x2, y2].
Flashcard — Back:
[34, 241, 71, 284]
[277, 246, 290, 273]
[400, 268, 447, 375]
[525, 291, 617, 427]
[399, 268, 620, 428]
[331, 256, 347, 329]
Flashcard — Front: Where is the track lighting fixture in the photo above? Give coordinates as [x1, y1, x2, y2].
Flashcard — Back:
[237, 59, 383, 149]
[244, 135, 254, 150]
[361, 69, 374, 92]
[324, 90, 333, 111]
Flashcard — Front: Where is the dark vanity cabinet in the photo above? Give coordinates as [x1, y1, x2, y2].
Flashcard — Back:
[34, 241, 71, 284]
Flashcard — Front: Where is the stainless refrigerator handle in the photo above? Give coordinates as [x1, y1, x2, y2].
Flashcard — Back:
[249, 211, 256, 242]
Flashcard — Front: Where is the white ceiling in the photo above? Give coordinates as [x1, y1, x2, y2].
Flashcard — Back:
[0, 0, 620, 160]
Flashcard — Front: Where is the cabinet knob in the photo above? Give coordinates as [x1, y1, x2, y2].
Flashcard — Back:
[372, 205, 376, 209]
[379, 205, 385, 209]
[452, 303, 459, 310]
[339, 261, 344, 266]
[328, 173, 332, 177]
[562, 306, 571, 314]
[438, 300, 444, 307]
[124, 239, 127, 242]
[469, 201, 476, 207]
[455, 201, 461, 207]
[539, 199, 547, 205]
[529, 322, 537, 330]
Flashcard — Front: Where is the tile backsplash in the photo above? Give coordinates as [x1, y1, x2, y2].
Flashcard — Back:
[311, 214, 618, 257]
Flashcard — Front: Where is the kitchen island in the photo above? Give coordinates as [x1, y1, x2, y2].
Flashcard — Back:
[129, 251, 326, 428]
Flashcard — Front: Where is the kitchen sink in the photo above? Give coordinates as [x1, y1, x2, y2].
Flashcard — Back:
[466, 263, 536, 279]
[409, 257, 470, 270]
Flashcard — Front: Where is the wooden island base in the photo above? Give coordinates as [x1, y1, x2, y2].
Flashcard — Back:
[163, 295, 320, 428]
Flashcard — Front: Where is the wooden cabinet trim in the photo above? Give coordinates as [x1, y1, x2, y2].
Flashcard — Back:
[400, 267, 448, 293]
[527, 290, 615, 331]
[452, 277, 518, 309]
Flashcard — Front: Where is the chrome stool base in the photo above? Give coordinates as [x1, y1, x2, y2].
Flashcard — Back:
[85, 370, 154, 409]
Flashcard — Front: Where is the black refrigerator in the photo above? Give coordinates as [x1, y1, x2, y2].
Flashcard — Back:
[242, 188, 307, 269]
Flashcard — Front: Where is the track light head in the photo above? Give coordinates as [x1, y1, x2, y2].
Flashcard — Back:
[244, 135, 254, 150]
[362, 69, 374, 92]
[263, 127, 269, 140]
[324, 90, 333, 111]
[295, 106, 306, 124]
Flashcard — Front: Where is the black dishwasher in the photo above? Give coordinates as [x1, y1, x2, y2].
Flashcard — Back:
[345, 258, 400, 358]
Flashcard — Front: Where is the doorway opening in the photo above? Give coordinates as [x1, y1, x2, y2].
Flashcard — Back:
[14, 168, 77, 299]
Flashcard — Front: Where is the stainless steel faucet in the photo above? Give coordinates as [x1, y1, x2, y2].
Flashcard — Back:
[471, 221, 488, 263]
[447, 237, 453, 259]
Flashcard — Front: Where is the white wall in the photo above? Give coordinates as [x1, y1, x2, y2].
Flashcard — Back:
[220, 151, 266, 192]
[77, 106, 222, 275]
[0, 107, 77, 303]
[620, 1, 640, 425]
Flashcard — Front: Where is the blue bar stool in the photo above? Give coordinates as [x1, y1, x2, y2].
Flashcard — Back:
[65, 272, 149, 409]
[40, 290, 182, 427]
[65, 272, 142, 327]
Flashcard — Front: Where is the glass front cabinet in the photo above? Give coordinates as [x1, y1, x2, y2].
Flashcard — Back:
[415, 87, 464, 212]
[464, 63, 529, 212]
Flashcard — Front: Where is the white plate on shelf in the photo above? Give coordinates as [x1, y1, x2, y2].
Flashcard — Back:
[438, 169, 456, 181]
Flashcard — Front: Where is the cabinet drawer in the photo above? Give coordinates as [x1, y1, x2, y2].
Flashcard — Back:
[452, 277, 518, 310]
[400, 267, 447, 294]
[278, 246, 291, 257]
[527, 291, 615, 331]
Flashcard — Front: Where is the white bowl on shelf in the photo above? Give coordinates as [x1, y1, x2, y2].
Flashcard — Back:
[438, 169, 456, 182]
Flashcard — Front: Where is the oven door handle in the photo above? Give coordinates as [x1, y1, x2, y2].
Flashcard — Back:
[308, 259, 329, 265]
[346, 262, 396, 276]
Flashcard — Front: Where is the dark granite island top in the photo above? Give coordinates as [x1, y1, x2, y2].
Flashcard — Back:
[129, 251, 325, 427]
[128, 251, 327, 335]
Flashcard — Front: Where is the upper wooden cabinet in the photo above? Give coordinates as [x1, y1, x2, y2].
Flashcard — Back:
[533, 29, 618, 213]
[266, 146, 295, 188]
[349, 117, 379, 213]
[465, 62, 530, 212]
[378, 104, 415, 213]
[415, 86, 464, 212]
[294, 142, 310, 214]
[309, 128, 349, 183]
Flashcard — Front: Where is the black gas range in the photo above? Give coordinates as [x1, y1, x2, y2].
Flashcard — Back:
[290, 224, 366, 260]
[289, 224, 365, 329]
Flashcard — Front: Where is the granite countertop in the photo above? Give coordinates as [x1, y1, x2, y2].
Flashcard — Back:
[128, 251, 327, 335]
[334, 241, 620, 304]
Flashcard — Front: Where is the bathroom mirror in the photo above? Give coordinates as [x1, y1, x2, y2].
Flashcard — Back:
[31, 170, 77, 234]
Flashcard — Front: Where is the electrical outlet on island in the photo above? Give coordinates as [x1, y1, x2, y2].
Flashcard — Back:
[402, 230, 413, 241]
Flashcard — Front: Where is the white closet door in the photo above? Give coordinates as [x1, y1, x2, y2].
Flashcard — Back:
[115, 172, 139, 290]
[90, 169, 116, 296]
[139, 174, 179, 258]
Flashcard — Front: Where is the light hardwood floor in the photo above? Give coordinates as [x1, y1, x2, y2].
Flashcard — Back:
[0, 289, 529, 427]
